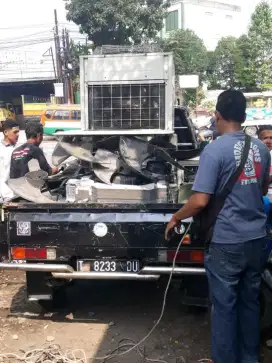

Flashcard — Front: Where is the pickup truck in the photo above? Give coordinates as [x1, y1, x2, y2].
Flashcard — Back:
[2, 199, 272, 323]
[0, 202, 207, 310]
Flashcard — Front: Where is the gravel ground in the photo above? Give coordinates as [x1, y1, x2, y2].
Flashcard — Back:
[0, 270, 271, 363]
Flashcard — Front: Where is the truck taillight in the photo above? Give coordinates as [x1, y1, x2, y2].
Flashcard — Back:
[167, 250, 204, 263]
[182, 235, 191, 244]
[11, 247, 56, 260]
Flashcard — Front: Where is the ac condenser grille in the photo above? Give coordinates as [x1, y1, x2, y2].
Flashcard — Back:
[88, 83, 165, 130]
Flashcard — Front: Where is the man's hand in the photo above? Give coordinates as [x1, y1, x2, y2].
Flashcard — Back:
[51, 167, 59, 175]
[164, 193, 211, 241]
[165, 215, 179, 241]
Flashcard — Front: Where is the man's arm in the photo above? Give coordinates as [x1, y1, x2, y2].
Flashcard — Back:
[165, 149, 221, 240]
[34, 147, 57, 175]
[173, 193, 211, 221]
[263, 178, 270, 196]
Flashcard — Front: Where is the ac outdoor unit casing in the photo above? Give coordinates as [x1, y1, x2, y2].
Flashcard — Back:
[80, 53, 175, 135]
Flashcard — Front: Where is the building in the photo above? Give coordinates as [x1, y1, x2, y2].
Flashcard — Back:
[0, 0, 86, 105]
[161, 0, 243, 51]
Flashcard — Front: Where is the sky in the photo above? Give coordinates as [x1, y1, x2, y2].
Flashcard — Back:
[0, 0, 85, 81]
[0, 0, 265, 81]
[0, 0, 85, 49]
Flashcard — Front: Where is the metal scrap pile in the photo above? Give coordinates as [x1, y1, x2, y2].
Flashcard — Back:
[7, 135, 201, 204]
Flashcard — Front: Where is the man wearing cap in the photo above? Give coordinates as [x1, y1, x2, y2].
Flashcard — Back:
[0, 121, 20, 202]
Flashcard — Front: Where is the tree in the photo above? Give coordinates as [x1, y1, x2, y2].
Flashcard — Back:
[206, 35, 258, 91]
[162, 29, 208, 78]
[207, 37, 243, 89]
[68, 41, 90, 90]
[235, 35, 256, 91]
[161, 29, 207, 106]
[64, 0, 169, 46]
[247, 1, 272, 88]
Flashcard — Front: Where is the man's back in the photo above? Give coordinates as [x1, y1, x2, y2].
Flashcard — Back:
[193, 131, 270, 243]
[10, 142, 51, 179]
[170, 90, 270, 363]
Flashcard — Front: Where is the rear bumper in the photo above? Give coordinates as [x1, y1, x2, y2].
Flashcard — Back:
[0, 262, 206, 280]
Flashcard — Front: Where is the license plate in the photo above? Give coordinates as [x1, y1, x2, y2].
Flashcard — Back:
[77, 260, 140, 273]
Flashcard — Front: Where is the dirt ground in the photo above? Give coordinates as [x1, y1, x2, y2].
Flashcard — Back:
[0, 271, 271, 363]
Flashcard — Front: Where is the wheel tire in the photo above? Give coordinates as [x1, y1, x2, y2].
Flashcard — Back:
[38, 286, 68, 312]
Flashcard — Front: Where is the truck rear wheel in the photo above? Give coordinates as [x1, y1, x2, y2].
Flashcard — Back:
[38, 286, 68, 312]
[26, 271, 69, 312]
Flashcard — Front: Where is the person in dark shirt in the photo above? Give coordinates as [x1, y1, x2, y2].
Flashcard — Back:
[10, 122, 58, 179]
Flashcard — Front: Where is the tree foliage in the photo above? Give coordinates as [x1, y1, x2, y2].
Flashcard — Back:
[161, 29, 208, 79]
[161, 29, 207, 106]
[68, 41, 90, 89]
[247, 1, 272, 88]
[69, 41, 89, 73]
[64, 0, 169, 46]
[64, 0, 272, 97]
[235, 35, 257, 91]
[207, 37, 240, 89]
[206, 1, 272, 91]
[206, 36, 255, 90]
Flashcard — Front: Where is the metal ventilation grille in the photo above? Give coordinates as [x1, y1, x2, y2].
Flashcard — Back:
[88, 84, 165, 130]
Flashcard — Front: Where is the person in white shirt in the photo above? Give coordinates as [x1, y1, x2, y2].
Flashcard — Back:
[0, 121, 20, 202]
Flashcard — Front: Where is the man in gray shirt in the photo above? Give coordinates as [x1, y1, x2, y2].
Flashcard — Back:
[165, 90, 270, 363]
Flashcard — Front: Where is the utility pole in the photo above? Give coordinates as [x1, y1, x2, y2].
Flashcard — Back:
[54, 9, 64, 103]
[50, 47, 57, 80]
[65, 29, 74, 104]
[62, 29, 68, 103]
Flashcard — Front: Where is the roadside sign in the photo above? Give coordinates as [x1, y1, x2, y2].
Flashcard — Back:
[54, 83, 64, 98]
[179, 75, 199, 89]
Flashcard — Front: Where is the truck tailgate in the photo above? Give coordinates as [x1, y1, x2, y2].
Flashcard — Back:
[6, 204, 202, 262]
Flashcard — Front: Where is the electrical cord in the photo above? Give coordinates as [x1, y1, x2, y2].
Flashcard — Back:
[0, 221, 210, 363]
[0, 344, 87, 362]
[91, 222, 193, 362]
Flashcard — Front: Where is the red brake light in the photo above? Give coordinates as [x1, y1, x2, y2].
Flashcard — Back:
[191, 251, 204, 263]
[167, 250, 191, 262]
[26, 248, 47, 259]
[12, 247, 47, 260]
[167, 250, 204, 263]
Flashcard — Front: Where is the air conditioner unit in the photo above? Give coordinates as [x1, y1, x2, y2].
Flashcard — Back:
[80, 52, 175, 136]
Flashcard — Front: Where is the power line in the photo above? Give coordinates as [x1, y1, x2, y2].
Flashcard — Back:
[0, 38, 54, 47]
[0, 23, 55, 31]
[0, 30, 53, 44]
[0, 38, 54, 51]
